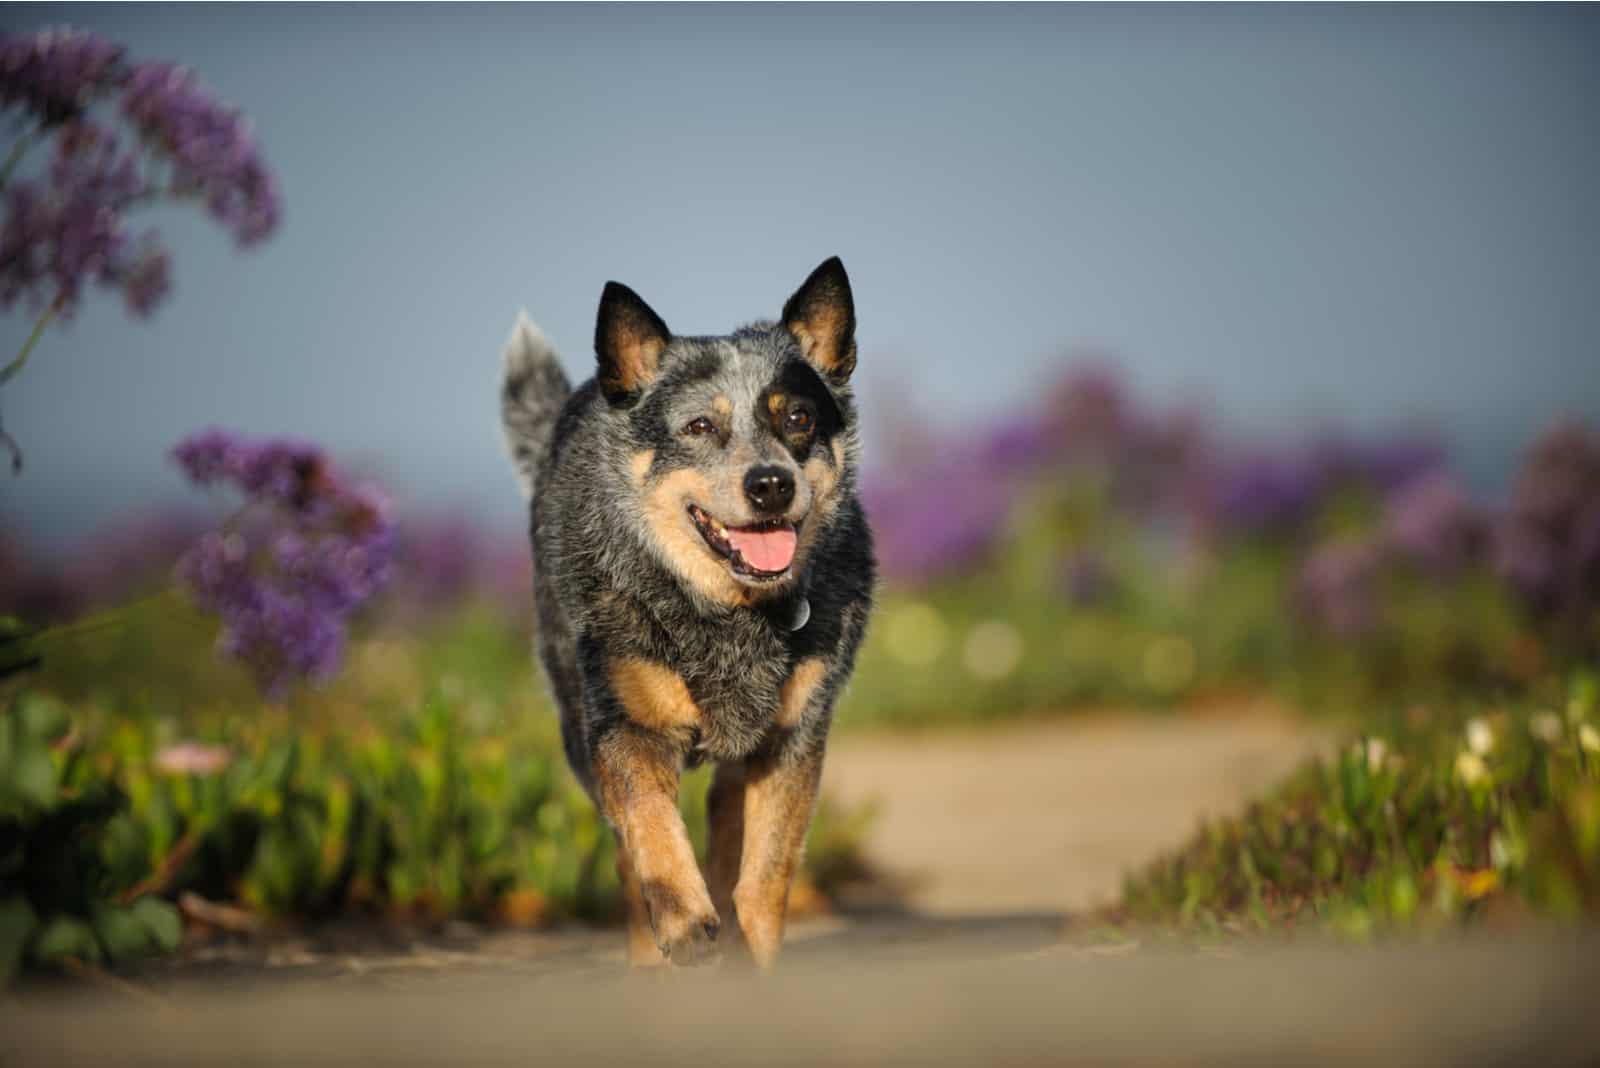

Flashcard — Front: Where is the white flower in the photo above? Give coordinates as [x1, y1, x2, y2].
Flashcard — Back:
[1579, 723, 1600, 755]
[1465, 717, 1495, 756]
[1529, 712, 1564, 745]
[1364, 737, 1389, 774]
[1455, 751, 1490, 788]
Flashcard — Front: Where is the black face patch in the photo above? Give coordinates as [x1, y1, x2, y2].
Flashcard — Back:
[763, 359, 844, 463]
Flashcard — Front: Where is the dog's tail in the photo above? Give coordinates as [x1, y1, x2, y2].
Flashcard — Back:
[500, 310, 572, 501]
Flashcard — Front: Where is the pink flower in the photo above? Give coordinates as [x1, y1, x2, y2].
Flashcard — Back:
[154, 741, 231, 776]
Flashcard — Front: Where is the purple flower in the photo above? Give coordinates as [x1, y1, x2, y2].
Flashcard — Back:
[0, 527, 78, 622]
[1213, 449, 1323, 535]
[173, 429, 333, 513]
[172, 430, 394, 699]
[393, 517, 490, 611]
[119, 241, 170, 316]
[1045, 361, 1131, 455]
[978, 415, 1058, 475]
[60, 508, 209, 608]
[0, 119, 159, 317]
[120, 61, 280, 245]
[1382, 473, 1484, 574]
[1295, 536, 1384, 637]
[1492, 419, 1600, 622]
[862, 461, 1012, 586]
[0, 28, 280, 331]
[0, 27, 127, 125]
[1353, 435, 1448, 494]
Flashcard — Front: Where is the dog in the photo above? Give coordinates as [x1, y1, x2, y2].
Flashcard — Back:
[500, 257, 875, 968]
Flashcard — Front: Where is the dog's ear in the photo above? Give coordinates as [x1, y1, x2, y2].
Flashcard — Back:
[595, 281, 672, 404]
[782, 256, 856, 384]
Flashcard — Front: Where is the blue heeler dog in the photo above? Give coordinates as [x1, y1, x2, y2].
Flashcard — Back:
[500, 258, 874, 968]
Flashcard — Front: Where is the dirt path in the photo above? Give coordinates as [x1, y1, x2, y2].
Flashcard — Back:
[823, 710, 1332, 916]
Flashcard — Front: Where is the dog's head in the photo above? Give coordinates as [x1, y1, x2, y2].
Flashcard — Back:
[597, 257, 860, 607]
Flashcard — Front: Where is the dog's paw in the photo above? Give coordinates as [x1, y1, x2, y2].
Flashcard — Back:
[655, 910, 722, 967]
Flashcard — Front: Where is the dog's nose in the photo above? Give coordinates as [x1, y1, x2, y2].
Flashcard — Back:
[743, 466, 795, 515]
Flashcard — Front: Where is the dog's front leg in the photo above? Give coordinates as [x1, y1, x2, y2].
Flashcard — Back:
[730, 745, 824, 970]
[594, 726, 721, 966]
[705, 762, 747, 936]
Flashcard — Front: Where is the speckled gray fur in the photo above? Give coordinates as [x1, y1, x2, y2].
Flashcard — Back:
[499, 275, 875, 799]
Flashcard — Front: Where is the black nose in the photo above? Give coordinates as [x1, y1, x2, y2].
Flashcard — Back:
[743, 465, 795, 514]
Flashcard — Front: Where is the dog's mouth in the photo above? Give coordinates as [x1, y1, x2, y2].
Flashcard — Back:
[687, 504, 798, 581]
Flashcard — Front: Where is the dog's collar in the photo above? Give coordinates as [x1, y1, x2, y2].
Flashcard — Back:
[765, 589, 810, 632]
[786, 594, 811, 632]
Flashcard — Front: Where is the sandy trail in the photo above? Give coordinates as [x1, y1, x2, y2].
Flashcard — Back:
[823, 711, 1332, 916]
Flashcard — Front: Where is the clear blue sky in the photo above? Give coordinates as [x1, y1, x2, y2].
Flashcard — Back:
[4, 4, 1596, 548]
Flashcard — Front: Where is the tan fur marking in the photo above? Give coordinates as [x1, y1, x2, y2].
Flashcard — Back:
[602, 335, 666, 397]
[803, 454, 839, 504]
[777, 657, 828, 728]
[787, 316, 854, 377]
[712, 395, 733, 418]
[643, 467, 778, 607]
[766, 392, 786, 416]
[792, 449, 843, 567]
[732, 753, 823, 969]
[616, 843, 666, 967]
[595, 732, 719, 965]
[609, 658, 701, 732]
[629, 449, 655, 487]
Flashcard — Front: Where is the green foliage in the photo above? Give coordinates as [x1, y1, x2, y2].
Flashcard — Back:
[0, 692, 182, 979]
[843, 510, 1536, 727]
[1117, 676, 1600, 937]
[2, 603, 875, 981]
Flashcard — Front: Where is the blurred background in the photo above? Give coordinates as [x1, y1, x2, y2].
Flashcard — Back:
[5, 4, 1598, 543]
[1, 5, 1598, 985]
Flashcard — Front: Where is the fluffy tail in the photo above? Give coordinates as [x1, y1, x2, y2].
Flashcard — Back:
[500, 310, 572, 500]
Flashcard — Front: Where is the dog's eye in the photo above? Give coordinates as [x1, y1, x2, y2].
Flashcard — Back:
[784, 407, 814, 435]
[684, 416, 717, 437]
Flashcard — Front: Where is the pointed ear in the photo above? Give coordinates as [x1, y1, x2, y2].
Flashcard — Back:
[595, 281, 671, 404]
[782, 256, 856, 383]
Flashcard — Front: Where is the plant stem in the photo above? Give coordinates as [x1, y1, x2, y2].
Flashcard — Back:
[0, 126, 43, 191]
[26, 588, 180, 648]
[0, 292, 64, 389]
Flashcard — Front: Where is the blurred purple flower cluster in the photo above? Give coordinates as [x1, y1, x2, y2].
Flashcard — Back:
[0, 509, 208, 622]
[1293, 424, 1600, 638]
[862, 354, 1598, 647]
[1382, 473, 1484, 575]
[384, 515, 533, 623]
[1492, 421, 1600, 626]
[120, 61, 280, 246]
[863, 362, 1195, 585]
[864, 359, 1448, 588]
[0, 26, 278, 320]
[1294, 537, 1384, 638]
[172, 429, 395, 699]
[1202, 433, 1446, 540]
[0, 27, 126, 125]
[2, 119, 167, 316]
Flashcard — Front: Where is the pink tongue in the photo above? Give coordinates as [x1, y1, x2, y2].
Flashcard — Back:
[726, 526, 797, 573]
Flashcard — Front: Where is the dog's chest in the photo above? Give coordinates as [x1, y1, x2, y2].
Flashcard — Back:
[673, 619, 800, 761]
